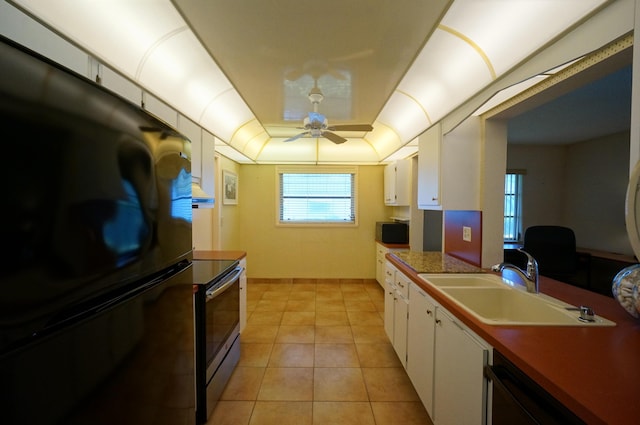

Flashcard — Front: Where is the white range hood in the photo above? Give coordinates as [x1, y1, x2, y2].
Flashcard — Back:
[192, 181, 214, 207]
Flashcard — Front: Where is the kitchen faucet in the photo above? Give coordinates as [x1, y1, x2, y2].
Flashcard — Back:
[492, 249, 539, 293]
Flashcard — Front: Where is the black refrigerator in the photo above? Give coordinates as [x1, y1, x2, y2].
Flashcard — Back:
[0, 35, 197, 425]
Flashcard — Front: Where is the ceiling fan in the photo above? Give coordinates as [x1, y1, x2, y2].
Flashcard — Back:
[284, 84, 373, 144]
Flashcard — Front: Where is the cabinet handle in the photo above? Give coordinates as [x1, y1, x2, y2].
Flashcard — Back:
[435, 319, 442, 325]
[432, 197, 438, 201]
[426, 309, 433, 316]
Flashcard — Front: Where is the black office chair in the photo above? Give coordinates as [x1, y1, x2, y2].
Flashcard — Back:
[523, 225, 586, 286]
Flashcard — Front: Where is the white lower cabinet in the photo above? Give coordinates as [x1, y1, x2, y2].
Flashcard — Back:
[384, 264, 395, 341]
[376, 242, 408, 288]
[405, 280, 491, 425]
[407, 283, 436, 414]
[433, 307, 490, 425]
[383, 262, 409, 368]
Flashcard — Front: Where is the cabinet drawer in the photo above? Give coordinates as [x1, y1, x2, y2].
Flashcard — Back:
[395, 273, 410, 299]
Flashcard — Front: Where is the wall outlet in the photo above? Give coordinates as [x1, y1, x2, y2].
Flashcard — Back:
[463, 226, 472, 242]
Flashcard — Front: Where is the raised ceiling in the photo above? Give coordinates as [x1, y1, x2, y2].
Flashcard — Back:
[478, 38, 633, 146]
[9, 0, 614, 163]
[171, 0, 445, 137]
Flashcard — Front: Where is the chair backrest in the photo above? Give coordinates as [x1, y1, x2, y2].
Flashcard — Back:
[523, 225, 577, 275]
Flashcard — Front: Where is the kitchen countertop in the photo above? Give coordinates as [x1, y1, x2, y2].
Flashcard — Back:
[193, 250, 246, 261]
[376, 240, 410, 250]
[392, 251, 484, 273]
[387, 251, 640, 425]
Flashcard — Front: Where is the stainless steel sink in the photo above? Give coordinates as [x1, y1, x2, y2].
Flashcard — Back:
[418, 273, 615, 327]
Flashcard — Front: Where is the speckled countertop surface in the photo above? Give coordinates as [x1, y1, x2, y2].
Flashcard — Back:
[390, 251, 484, 273]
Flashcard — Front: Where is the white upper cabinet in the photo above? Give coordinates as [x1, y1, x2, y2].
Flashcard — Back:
[201, 131, 216, 198]
[98, 62, 143, 107]
[384, 158, 411, 206]
[418, 118, 481, 211]
[417, 124, 441, 209]
[143, 92, 178, 128]
[179, 116, 216, 206]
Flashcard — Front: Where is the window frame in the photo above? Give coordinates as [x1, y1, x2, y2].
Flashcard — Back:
[276, 166, 359, 227]
[503, 171, 524, 242]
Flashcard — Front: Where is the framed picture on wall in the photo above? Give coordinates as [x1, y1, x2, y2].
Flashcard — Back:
[222, 170, 238, 205]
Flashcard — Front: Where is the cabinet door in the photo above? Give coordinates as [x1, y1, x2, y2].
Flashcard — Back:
[434, 308, 488, 425]
[417, 123, 441, 209]
[100, 64, 142, 107]
[144, 92, 178, 127]
[178, 115, 202, 179]
[201, 131, 216, 196]
[383, 262, 397, 342]
[407, 283, 436, 416]
[375, 243, 388, 287]
[393, 291, 409, 367]
[394, 159, 411, 206]
[384, 160, 411, 206]
[384, 163, 396, 205]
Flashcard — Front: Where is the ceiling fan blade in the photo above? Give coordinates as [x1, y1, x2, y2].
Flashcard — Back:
[322, 131, 347, 144]
[327, 124, 373, 132]
[283, 131, 310, 142]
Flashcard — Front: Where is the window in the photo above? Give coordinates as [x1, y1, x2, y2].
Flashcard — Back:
[504, 172, 523, 241]
[277, 167, 357, 225]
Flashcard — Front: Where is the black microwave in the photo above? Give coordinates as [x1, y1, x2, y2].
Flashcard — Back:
[376, 222, 409, 244]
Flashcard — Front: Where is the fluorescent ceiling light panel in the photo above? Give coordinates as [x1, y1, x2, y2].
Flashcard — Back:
[200, 89, 255, 142]
[399, 29, 493, 124]
[441, 0, 607, 76]
[257, 138, 318, 163]
[215, 145, 253, 163]
[11, 0, 610, 165]
[318, 140, 380, 163]
[383, 146, 419, 162]
[12, 0, 262, 155]
[376, 92, 430, 142]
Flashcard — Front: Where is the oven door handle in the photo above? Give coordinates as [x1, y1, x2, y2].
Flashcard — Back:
[205, 267, 243, 301]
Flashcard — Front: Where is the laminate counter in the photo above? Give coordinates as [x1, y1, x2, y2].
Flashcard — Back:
[387, 251, 640, 425]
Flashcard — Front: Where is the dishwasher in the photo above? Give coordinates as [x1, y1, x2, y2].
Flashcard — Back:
[484, 350, 586, 425]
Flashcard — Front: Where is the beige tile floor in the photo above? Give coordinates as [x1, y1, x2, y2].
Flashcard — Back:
[207, 279, 433, 425]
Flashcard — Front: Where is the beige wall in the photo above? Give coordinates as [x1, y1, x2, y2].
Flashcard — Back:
[507, 131, 632, 255]
[232, 164, 391, 279]
[218, 155, 242, 250]
[192, 155, 242, 251]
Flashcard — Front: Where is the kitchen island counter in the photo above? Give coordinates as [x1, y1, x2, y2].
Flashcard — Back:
[387, 251, 640, 425]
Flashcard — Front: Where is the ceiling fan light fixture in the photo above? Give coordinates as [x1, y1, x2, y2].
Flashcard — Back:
[308, 86, 324, 104]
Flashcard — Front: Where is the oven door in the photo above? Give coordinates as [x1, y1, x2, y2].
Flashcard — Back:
[204, 266, 242, 380]
[195, 265, 242, 423]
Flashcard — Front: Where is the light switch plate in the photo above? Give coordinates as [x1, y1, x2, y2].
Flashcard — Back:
[463, 226, 472, 242]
